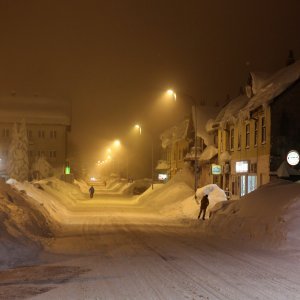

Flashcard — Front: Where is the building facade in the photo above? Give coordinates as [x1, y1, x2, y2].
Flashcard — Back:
[0, 96, 71, 177]
[209, 60, 300, 199]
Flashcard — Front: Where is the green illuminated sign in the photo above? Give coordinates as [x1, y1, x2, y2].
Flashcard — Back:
[65, 166, 71, 175]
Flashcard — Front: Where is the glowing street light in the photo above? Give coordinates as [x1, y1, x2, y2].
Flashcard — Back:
[134, 124, 142, 135]
[166, 89, 198, 198]
[113, 139, 121, 148]
[166, 89, 177, 100]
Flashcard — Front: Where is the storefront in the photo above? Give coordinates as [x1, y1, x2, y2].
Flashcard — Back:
[234, 160, 257, 197]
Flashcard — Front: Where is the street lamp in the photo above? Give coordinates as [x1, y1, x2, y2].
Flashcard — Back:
[166, 89, 198, 198]
[134, 124, 154, 190]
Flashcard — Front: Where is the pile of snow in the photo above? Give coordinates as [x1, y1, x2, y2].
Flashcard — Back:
[204, 180, 300, 249]
[277, 161, 300, 178]
[123, 179, 151, 195]
[74, 179, 90, 193]
[0, 181, 54, 269]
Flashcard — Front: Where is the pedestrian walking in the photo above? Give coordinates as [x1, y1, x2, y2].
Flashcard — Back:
[198, 194, 209, 220]
[89, 186, 95, 199]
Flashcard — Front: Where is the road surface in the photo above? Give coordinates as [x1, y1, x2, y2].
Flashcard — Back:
[1, 193, 299, 300]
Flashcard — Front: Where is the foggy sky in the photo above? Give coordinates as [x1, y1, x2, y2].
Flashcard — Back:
[1, 0, 300, 167]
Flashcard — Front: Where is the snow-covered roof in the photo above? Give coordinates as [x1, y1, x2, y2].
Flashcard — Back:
[219, 151, 231, 163]
[160, 118, 190, 149]
[155, 160, 169, 170]
[192, 105, 219, 145]
[209, 94, 249, 130]
[198, 145, 218, 162]
[239, 60, 300, 119]
[0, 96, 71, 126]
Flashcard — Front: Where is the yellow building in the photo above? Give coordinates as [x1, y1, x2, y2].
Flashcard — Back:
[209, 60, 300, 199]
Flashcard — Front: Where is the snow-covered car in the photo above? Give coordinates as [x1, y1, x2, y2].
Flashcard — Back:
[195, 184, 228, 216]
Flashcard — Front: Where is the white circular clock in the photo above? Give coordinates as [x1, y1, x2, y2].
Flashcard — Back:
[287, 150, 300, 166]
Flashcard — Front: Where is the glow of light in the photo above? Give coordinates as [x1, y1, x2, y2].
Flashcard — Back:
[107, 148, 112, 153]
[166, 89, 176, 100]
[90, 177, 96, 181]
[135, 124, 142, 135]
[114, 139, 121, 147]
[107, 155, 112, 160]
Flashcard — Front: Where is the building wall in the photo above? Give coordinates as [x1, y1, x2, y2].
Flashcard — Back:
[0, 122, 68, 172]
[218, 105, 271, 198]
[169, 139, 190, 178]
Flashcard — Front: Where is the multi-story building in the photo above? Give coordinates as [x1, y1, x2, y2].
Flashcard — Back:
[0, 96, 71, 177]
[159, 117, 193, 180]
[157, 104, 219, 185]
[209, 59, 300, 199]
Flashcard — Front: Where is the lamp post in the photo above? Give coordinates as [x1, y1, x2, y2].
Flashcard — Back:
[166, 89, 198, 198]
[134, 124, 154, 189]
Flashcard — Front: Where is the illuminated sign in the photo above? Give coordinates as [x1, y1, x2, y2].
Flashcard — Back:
[158, 174, 168, 180]
[211, 164, 222, 175]
[287, 150, 300, 166]
[65, 166, 71, 175]
[235, 161, 249, 173]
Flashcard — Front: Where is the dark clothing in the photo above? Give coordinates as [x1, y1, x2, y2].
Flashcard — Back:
[198, 195, 209, 220]
[89, 186, 95, 199]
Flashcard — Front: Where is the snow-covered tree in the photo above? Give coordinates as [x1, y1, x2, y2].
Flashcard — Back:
[7, 120, 29, 181]
[31, 156, 53, 179]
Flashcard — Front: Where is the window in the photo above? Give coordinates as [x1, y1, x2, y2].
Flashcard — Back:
[220, 131, 223, 151]
[225, 130, 230, 151]
[49, 150, 57, 158]
[50, 130, 57, 139]
[2, 128, 9, 138]
[38, 130, 45, 138]
[237, 131, 241, 150]
[230, 128, 234, 150]
[261, 116, 266, 144]
[214, 133, 218, 147]
[254, 120, 258, 146]
[245, 123, 250, 148]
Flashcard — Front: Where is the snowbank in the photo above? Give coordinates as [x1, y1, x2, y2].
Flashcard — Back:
[0, 181, 54, 269]
[204, 180, 300, 249]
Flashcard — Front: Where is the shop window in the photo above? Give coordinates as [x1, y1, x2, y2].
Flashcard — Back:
[248, 176, 257, 193]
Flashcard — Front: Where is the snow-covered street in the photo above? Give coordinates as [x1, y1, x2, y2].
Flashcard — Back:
[3, 218, 300, 300]
[1, 175, 300, 299]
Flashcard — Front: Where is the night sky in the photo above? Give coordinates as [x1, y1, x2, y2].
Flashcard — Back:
[1, 0, 300, 168]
